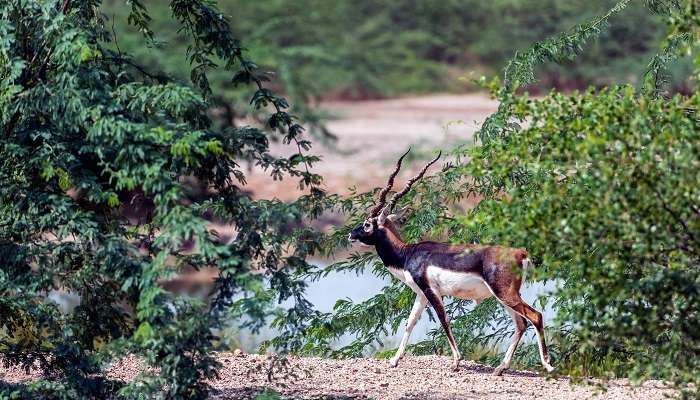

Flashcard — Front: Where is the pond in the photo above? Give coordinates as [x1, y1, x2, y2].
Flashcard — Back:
[46, 262, 558, 354]
[234, 263, 558, 353]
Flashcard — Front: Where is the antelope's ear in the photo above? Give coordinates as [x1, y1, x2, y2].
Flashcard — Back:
[387, 206, 410, 224]
[377, 206, 390, 226]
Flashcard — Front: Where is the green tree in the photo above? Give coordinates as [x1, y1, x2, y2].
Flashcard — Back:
[0, 0, 326, 398]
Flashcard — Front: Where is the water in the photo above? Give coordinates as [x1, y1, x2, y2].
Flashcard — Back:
[235, 264, 558, 353]
[45, 263, 558, 354]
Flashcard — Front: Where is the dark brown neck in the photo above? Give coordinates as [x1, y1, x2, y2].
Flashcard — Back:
[375, 221, 407, 269]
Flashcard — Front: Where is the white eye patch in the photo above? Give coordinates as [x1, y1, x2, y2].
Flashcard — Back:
[363, 221, 373, 232]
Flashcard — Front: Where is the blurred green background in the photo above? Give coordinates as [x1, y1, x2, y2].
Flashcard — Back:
[103, 0, 692, 102]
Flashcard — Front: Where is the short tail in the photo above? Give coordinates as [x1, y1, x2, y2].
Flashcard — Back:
[521, 257, 534, 282]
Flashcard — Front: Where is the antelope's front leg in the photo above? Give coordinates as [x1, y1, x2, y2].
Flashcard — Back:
[390, 294, 428, 367]
[421, 286, 461, 370]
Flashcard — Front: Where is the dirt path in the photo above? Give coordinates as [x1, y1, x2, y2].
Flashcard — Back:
[209, 354, 672, 399]
[1, 353, 672, 399]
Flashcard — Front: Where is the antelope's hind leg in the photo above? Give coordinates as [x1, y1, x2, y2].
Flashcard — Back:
[510, 301, 554, 373]
[492, 290, 554, 373]
[493, 307, 527, 376]
[485, 263, 554, 373]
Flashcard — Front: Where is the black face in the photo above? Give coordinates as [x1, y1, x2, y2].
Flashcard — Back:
[348, 217, 379, 245]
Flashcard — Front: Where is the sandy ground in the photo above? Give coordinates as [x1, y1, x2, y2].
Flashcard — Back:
[209, 353, 674, 400]
[246, 94, 498, 200]
[1, 353, 673, 399]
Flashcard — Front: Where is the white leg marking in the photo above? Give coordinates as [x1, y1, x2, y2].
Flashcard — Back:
[534, 326, 555, 372]
[390, 294, 428, 367]
[443, 315, 461, 368]
[494, 307, 524, 375]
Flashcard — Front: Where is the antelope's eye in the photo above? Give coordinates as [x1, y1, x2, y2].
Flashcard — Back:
[363, 221, 372, 231]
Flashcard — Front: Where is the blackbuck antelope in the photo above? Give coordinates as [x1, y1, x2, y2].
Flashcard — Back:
[348, 149, 554, 376]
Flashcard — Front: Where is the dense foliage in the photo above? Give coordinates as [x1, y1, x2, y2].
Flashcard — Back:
[0, 0, 326, 398]
[304, 0, 699, 396]
[102, 0, 689, 100]
[1, 0, 698, 398]
[467, 85, 699, 388]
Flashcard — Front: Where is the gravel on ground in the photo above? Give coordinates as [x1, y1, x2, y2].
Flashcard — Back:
[209, 353, 673, 400]
[2, 353, 673, 399]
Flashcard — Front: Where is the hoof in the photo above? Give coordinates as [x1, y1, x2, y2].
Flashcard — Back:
[544, 364, 555, 373]
[493, 365, 506, 376]
[389, 358, 399, 368]
[451, 361, 460, 371]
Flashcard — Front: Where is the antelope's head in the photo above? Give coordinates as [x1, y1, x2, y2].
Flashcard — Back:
[349, 148, 441, 245]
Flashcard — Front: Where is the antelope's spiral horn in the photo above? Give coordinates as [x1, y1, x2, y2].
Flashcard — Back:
[382, 151, 441, 216]
[369, 148, 411, 217]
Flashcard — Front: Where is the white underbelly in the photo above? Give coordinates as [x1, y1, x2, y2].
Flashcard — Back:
[386, 266, 425, 297]
[426, 265, 493, 300]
